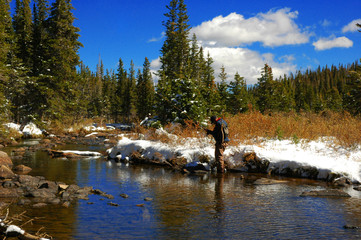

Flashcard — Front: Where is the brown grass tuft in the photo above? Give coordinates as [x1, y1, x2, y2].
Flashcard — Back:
[224, 111, 361, 148]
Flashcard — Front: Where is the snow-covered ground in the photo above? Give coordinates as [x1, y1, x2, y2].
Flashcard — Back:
[4, 122, 43, 137]
[61, 150, 102, 157]
[107, 130, 361, 183]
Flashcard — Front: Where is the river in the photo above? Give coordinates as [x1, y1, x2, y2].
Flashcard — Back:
[3, 139, 361, 239]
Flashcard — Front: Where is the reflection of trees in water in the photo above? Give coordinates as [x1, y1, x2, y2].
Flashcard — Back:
[139, 170, 231, 239]
[7, 149, 91, 239]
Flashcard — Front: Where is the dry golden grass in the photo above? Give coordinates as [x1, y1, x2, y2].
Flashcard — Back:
[44, 111, 361, 149]
[140, 111, 361, 149]
[228, 111, 361, 148]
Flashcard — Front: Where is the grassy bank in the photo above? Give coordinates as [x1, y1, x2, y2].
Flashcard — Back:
[1, 111, 360, 149]
[142, 111, 361, 149]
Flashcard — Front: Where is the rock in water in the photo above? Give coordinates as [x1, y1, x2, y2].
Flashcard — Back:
[0, 151, 13, 168]
[300, 189, 351, 197]
[253, 178, 288, 185]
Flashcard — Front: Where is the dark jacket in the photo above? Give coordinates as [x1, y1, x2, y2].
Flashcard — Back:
[207, 118, 230, 144]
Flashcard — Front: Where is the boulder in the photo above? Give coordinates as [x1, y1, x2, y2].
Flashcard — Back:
[120, 193, 129, 198]
[49, 150, 67, 158]
[343, 225, 359, 229]
[253, 178, 288, 185]
[0, 165, 15, 179]
[0, 187, 21, 198]
[38, 180, 59, 193]
[235, 152, 270, 173]
[183, 161, 210, 173]
[63, 152, 82, 159]
[11, 147, 27, 156]
[300, 189, 351, 197]
[17, 175, 41, 188]
[2, 180, 20, 188]
[25, 188, 56, 199]
[332, 177, 352, 187]
[0, 151, 13, 168]
[32, 203, 47, 208]
[168, 157, 187, 170]
[13, 164, 32, 174]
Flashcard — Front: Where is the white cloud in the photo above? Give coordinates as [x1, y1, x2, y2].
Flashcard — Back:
[203, 47, 296, 85]
[313, 36, 353, 51]
[191, 8, 309, 47]
[148, 31, 165, 42]
[150, 57, 161, 69]
[150, 47, 295, 85]
[320, 19, 331, 27]
[342, 19, 361, 33]
[150, 8, 305, 85]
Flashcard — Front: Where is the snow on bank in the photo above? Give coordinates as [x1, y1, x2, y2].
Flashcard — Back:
[4, 122, 43, 137]
[108, 135, 361, 182]
[61, 150, 102, 157]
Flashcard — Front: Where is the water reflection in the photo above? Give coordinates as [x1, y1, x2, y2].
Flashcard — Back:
[3, 144, 361, 239]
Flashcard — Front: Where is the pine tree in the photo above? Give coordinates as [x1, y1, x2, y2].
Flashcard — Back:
[188, 33, 200, 81]
[13, 0, 33, 69]
[256, 64, 275, 113]
[0, 0, 13, 121]
[101, 69, 116, 121]
[156, 0, 196, 123]
[217, 65, 229, 114]
[45, 0, 83, 119]
[87, 59, 104, 117]
[173, 76, 206, 123]
[0, 0, 13, 69]
[325, 87, 342, 111]
[228, 72, 249, 114]
[137, 57, 155, 120]
[200, 52, 218, 114]
[112, 58, 126, 122]
[274, 74, 295, 112]
[343, 62, 361, 115]
[124, 60, 137, 121]
[32, 0, 49, 76]
[174, 0, 190, 78]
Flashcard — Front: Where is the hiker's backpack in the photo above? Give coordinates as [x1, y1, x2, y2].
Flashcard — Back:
[220, 120, 229, 142]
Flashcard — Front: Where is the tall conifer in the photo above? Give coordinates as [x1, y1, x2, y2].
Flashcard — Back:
[32, 0, 49, 76]
[228, 72, 249, 114]
[45, 0, 82, 119]
[157, 0, 201, 123]
[0, 0, 13, 121]
[13, 0, 33, 69]
[137, 57, 155, 120]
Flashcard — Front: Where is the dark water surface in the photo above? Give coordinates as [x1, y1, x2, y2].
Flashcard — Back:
[3, 140, 361, 239]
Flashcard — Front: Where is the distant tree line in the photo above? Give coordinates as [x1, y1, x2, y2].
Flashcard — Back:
[0, 0, 360, 128]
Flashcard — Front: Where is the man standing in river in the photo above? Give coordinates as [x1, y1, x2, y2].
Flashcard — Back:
[206, 116, 230, 173]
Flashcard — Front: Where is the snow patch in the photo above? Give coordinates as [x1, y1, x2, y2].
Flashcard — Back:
[22, 122, 42, 137]
[4, 122, 42, 137]
[5, 225, 25, 235]
[61, 150, 102, 157]
[108, 136, 361, 182]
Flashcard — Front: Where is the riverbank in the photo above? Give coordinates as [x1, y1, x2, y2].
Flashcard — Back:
[0, 124, 361, 239]
[107, 131, 361, 185]
[2, 120, 361, 185]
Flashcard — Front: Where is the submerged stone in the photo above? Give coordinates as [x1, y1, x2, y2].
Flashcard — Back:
[253, 178, 288, 185]
[300, 189, 351, 197]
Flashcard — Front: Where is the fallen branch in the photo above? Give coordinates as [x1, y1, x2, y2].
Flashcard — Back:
[0, 209, 51, 240]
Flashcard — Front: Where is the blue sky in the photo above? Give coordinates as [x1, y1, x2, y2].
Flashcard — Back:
[14, 0, 361, 84]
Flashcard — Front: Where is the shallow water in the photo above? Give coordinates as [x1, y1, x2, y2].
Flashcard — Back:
[3, 141, 361, 239]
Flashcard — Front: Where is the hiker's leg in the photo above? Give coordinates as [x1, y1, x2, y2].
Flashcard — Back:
[215, 143, 225, 173]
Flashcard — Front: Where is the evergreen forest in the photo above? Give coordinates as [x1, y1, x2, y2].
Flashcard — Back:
[0, 0, 361, 132]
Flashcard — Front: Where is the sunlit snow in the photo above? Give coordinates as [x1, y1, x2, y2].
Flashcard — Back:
[108, 134, 361, 182]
